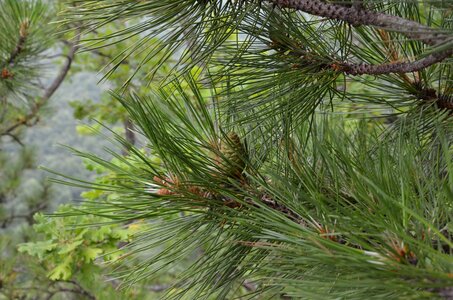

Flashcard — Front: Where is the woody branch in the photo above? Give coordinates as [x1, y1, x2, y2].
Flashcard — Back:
[268, 0, 452, 46]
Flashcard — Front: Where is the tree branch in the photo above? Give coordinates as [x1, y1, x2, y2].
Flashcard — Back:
[0, 202, 47, 229]
[3, 19, 29, 68]
[122, 117, 136, 155]
[271, 32, 451, 76]
[268, 0, 452, 46]
[42, 34, 80, 101]
[0, 30, 81, 136]
[45, 280, 96, 300]
[337, 49, 453, 75]
[5, 133, 24, 146]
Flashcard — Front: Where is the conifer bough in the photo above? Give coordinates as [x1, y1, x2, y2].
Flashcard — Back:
[6, 19, 29, 67]
[265, 0, 453, 75]
[50, 1, 453, 298]
[267, 0, 451, 46]
[338, 49, 453, 75]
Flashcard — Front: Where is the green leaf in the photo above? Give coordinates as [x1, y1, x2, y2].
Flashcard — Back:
[81, 189, 104, 200]
[18, 241, 57, 260]
[81, 247, 103, 263]
[87, 226, 112, 242]
[57, 239, 84, 255]
[48, 255, 73, 281]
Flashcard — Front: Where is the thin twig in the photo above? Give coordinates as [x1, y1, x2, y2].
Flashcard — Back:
[5, 133, 24, 146]
[1, 202, 47, 229]
[3, 19, 29, 68]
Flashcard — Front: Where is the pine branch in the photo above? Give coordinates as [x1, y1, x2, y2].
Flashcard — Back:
[337, 49, 453, 75]
[1, 19, 30, 79]
[41, 36, 80, 101]
[122, 117, 136, 155]
[0, 30, 81, 136]
[268, 0, 452, 46]
[154, 176, 308, 226]
[273, 28, 452, 107]
[270, 32, 451, 76]
[286, 47, 451, 77]
[258, 193, 306, 225]
[3, 19, 29, 68]
[4, 133, 24, 146]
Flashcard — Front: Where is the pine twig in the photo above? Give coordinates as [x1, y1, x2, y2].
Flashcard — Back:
[336, 49, 453, 75]
[3, 19, 29, 68]
[268, 0, 451, 46]
[4, 133, 24, 146]
[276, 39, 452, 76]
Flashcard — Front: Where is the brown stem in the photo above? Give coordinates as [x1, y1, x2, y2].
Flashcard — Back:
[42, 36, 80, 101]
[3, 19, 29, 69]
[122, 117, 136, 155]
[277, 38, 451, 76]
[258, 193, 306, 225]
[6, 37, 26, 67]
[282, 48, 453, 110]
[269, 0, 451, 46]
[5, 133, 24, 146]
[338, 49, 453, 75]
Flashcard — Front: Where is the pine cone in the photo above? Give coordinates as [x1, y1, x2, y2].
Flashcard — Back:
[218, 132, 246, 178]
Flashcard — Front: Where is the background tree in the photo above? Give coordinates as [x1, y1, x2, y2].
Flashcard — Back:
[0, 0, 84, 298]
[0, 1, 117, 299]
[21, 0, 453, 299]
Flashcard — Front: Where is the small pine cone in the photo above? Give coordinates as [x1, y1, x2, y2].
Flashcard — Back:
[218, 132, 247, 178]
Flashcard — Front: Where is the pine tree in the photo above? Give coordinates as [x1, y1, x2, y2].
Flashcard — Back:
[0, 0, 87, 298]
[44, 0, 453, 299]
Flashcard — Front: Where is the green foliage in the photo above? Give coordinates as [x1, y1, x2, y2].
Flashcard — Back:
[70, 96, 127, 125]
[18, 207, 138, 281]
[17, 151, 159, 284]
[49, 75, 452, 298]
[0, 1, 126, 299]
[65, 0, 452, 131]
[0, 0, 53, 101]
[16, 0, 453, 299]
